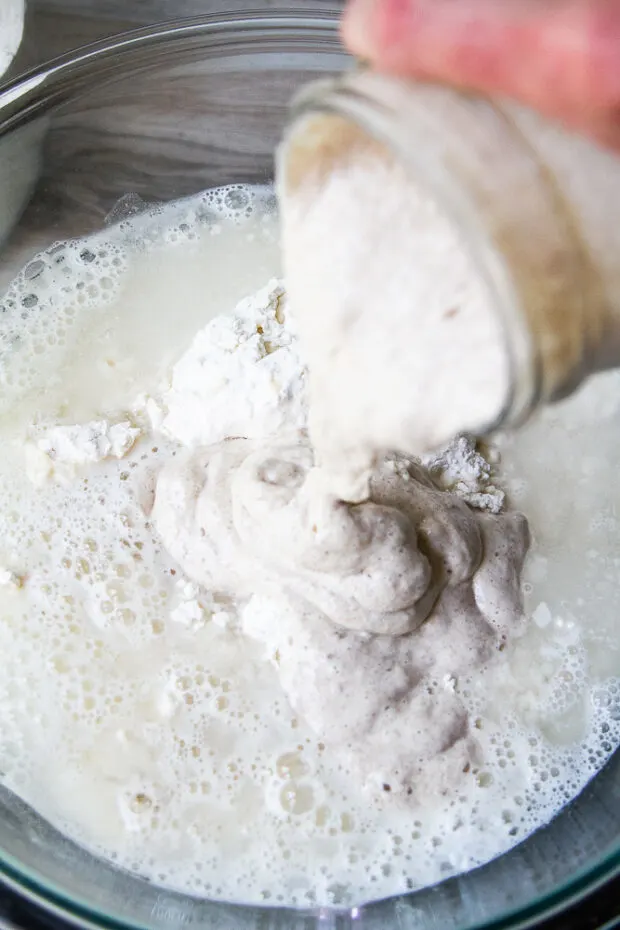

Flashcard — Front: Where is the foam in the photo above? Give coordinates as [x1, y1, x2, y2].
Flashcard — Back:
[0, 187, 618, 907]
[0, 184, 279, 430]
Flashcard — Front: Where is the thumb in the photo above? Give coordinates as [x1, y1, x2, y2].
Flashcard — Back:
[341, 0, 620, 145]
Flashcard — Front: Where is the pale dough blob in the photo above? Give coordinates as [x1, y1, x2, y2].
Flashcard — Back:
[153, 437, 529, 801]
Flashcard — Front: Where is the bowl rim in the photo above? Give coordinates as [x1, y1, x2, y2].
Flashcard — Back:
[0, 9, 344, 139]
[0, 11, 618, 930]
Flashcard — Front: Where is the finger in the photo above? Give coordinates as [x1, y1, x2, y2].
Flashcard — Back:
[341, 0, 620, 144]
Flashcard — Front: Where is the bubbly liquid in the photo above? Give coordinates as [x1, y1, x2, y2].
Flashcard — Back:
[0, 186, 619, 907]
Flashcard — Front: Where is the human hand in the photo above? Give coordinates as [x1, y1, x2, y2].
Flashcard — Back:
[341, 0, 620, 151]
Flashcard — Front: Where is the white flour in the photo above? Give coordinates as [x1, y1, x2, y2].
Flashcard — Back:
[0, 187, 618, 908]
[25, 420, 142, 485]
[421, 436, 505, 514]
[160, 279, 306, 447]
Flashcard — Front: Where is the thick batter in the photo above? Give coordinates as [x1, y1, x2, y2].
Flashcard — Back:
[0, 187, 618, 906]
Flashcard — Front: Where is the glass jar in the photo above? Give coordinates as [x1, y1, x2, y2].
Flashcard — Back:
[279, 69, 620, 435]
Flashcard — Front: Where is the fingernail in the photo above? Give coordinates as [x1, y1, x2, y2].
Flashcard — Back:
[342, 0, 381, 57]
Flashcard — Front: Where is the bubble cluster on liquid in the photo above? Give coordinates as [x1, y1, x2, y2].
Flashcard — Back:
[0, 184, 277, 417]
[0, 184, 618, 907]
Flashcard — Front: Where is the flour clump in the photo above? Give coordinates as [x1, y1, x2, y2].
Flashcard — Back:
[25, 419, 141, 485]
[160, 279, 306, 447]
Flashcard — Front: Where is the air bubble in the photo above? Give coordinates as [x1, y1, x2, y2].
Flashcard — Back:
[276, 751, 307, 780]
[279, 783, 314, 815]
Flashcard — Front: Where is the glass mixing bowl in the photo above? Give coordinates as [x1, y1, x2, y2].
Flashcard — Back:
[0, 12, 618, 930]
